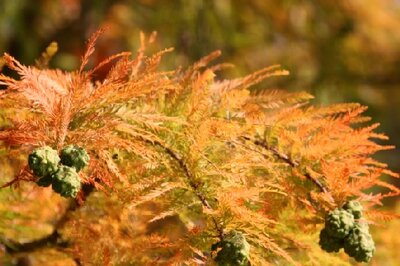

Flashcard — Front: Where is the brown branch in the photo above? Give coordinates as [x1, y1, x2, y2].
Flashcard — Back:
[146, 138, 225, 240]
[3, 230, 63, 254]
[240, 135, 330, 194]
[1, 179, 96, 256]
[3, 199, 78, 254]
[0, 166, 34, 189]
[0, 178, 19, 189]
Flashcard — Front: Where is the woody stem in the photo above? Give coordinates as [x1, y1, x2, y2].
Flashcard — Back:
[146, 138, 225, 240]
[240, 135, 329, 194]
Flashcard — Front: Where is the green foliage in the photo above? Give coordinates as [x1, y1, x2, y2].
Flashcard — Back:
[344, 223, 375, 263]
[51, 166, 81, 198]
[60, 145, 90, 172]
[28, 146, 60, 178]
[212, 231, 250, 266]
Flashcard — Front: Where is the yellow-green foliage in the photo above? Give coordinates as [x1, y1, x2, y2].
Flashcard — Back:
[0, 30, 398, 265]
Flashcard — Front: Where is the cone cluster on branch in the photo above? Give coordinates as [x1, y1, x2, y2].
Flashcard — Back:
[319, 201, 375, 263]
[28, 145, 89, 198]
[212, 231, 250, 266]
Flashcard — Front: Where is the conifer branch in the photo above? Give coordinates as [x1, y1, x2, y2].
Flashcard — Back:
[2, 200, 78, 254]
[144, 138, 225, 239]
[3, 230, 64, 254]
[0, 31, 396, 264]
[240, 135, 330, 194]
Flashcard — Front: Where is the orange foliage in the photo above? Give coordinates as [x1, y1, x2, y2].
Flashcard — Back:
[0, 30, 398, 265]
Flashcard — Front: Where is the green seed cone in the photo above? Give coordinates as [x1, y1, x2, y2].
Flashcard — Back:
[343, 200, 363, 219]
[213, 231, 250, 266]
[325, 208, 355, 239]
[344, 223, 375, 263]
[36, 175, 53, 187]
[319, 227, 344, 253]
[28, 146, 60, 177]
[60, 145, 90, 172]
[51, 165, 81, 198]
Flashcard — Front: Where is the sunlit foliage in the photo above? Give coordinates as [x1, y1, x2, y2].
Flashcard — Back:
[0, 30, 398, 265]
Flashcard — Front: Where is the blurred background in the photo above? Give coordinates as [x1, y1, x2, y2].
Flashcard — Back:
[1, 0, 400, 169]
[0, 0, 399, 264]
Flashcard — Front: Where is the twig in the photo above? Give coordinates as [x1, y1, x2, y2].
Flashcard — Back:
[146, 138, 225, 240]
[3, 199, 77, 254]
[0, 166, 34, 189]
[0, 178, 19, 189]
[240, 135, 329, 194]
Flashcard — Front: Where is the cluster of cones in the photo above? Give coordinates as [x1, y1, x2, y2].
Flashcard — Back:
[28, 145, 89, 198]
[319, 201, 375, 263]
